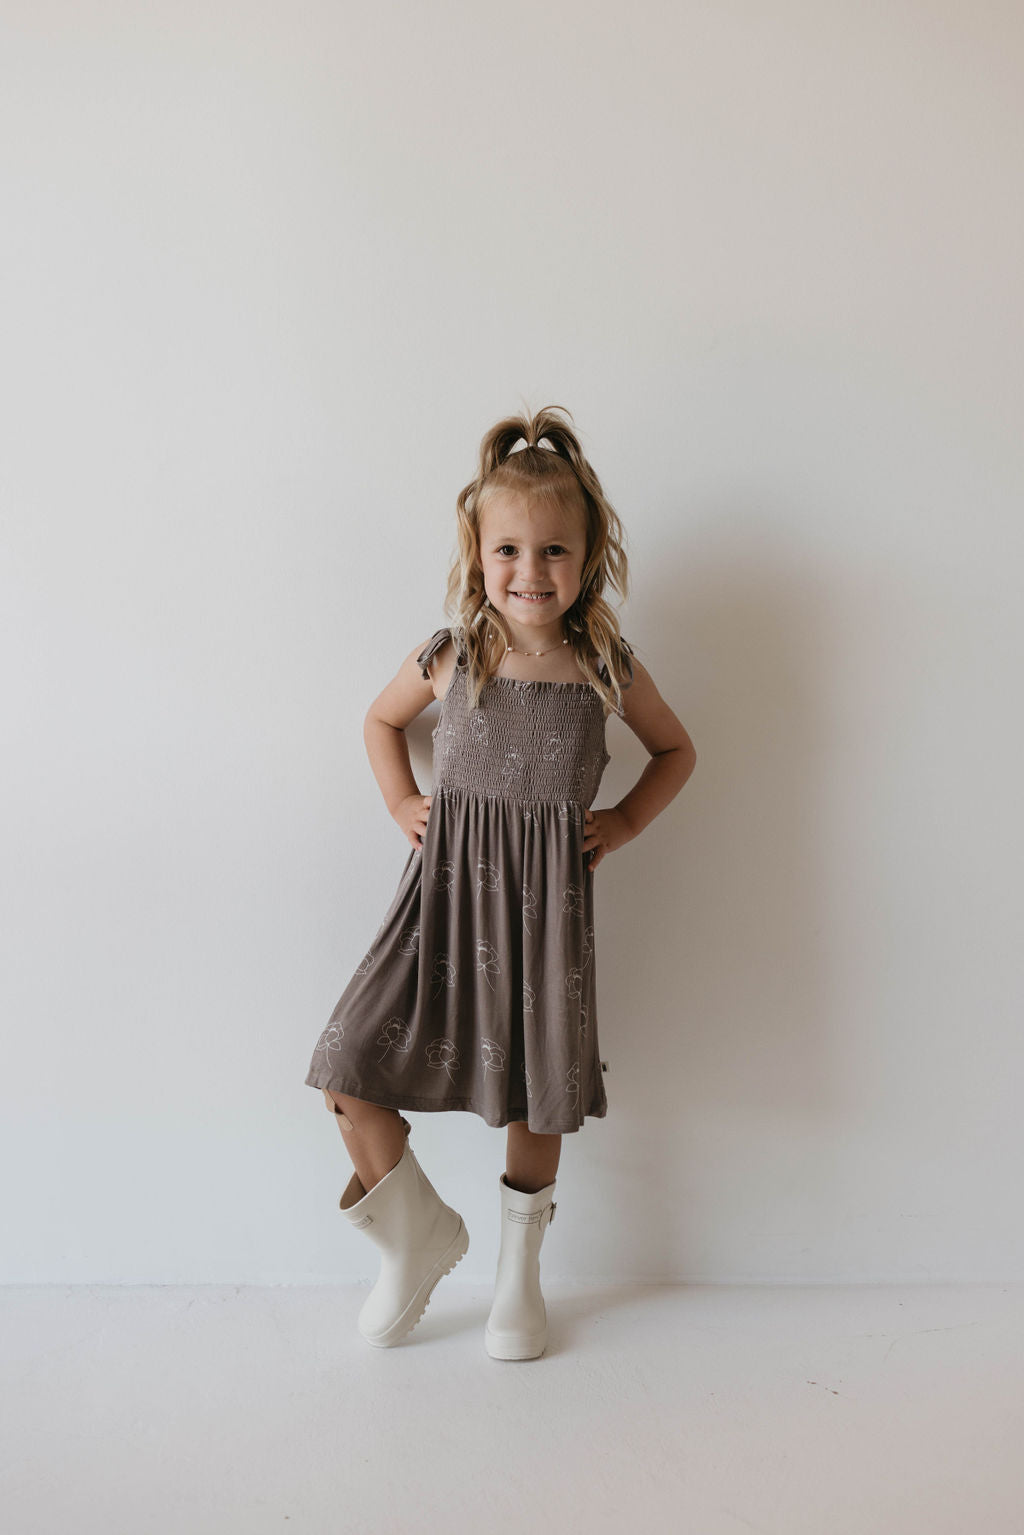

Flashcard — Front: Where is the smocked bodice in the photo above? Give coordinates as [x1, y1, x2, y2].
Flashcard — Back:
[433, 669, 609, 805]
[416, 627, 634, 807]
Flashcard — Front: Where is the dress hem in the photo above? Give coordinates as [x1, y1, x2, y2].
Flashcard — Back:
[305, 1072, 606, 1135]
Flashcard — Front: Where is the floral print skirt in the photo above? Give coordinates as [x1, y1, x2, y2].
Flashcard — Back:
[304, 783, 609, 1134]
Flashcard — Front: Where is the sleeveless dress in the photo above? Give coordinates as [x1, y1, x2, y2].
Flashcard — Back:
[304, 626, 635, 1134]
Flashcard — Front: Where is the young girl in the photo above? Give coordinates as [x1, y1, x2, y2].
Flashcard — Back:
[305, 404, 696, 1358]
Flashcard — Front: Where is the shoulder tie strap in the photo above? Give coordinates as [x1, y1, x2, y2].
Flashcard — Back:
[416, 627, 454, 680]
[597, 636, 636, 689]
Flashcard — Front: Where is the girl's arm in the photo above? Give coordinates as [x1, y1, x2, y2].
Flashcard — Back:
[585, 656, 696, 869]
[613, 656, 696, 836]
[362, 638, 444, 846]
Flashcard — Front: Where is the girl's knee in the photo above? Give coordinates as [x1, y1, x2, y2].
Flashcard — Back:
[321, 1089, 408, 1136]
[321, 1088, 358, 1129]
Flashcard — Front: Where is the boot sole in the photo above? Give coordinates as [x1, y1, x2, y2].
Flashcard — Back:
[361, 1216, 470, 1348]
[484, 1326, 548, 1361]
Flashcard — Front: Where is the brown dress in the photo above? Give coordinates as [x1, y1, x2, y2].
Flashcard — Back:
[304, 626, 634, 1134]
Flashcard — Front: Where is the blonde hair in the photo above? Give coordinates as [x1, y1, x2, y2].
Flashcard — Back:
[442, 404, 633, 716]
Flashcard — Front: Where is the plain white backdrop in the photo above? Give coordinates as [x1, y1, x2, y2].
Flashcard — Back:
[3, 0, 1022, 1285]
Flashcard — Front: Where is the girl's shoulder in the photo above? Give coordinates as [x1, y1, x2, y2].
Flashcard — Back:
[594, 634, 636, 688]
[415, 626, 464, 680]
[415, 627, 468, 700]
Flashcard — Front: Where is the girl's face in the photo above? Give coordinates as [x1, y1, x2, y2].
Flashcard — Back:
[477, 492, 587, 647]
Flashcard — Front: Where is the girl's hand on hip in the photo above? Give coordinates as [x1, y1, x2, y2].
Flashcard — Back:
[393, 792, 431, 849]
[582, 807, 632, 872]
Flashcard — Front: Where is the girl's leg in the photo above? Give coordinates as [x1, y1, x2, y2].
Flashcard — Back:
[505, 1121, 562, 1193]
[323, 1089, 408, 1192]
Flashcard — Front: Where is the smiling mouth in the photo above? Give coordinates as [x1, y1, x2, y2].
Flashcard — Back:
[511, 591, 553, 601]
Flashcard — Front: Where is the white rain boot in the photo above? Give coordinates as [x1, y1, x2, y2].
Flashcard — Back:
[330, 1105, 469, 1347]
[484, 1172, 557, 1360]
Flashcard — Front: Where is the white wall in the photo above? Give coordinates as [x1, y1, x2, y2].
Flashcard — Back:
[3, 1, 1021, 1284]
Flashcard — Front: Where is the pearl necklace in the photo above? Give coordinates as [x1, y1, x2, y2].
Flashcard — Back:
[504, 638, 570, 658]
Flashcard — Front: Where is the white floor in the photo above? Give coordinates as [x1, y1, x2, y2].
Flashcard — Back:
[3, 1281, 1023, 1534]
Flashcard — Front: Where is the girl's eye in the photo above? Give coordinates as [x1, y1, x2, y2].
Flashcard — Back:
[496, 545, 566, 556]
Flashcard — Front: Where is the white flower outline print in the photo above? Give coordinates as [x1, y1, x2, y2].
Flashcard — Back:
[565, 967, 583, 1003]
[314, 1021, 344, 1062]
[429, 952, 457, 999]
[475, 938, 501, 992]
[522, 884, 538, 936]
[557, 802, 584, 841]
[566, 1062, 581, 1110]
[481, 1038, 506, 1073]
[561, 883, 585, 917]
[522, 978, 536, 1013]
[432, 860, 455, 906]
[398, 925, 420, 955]
[521, 1061, 534, 1099]
[355, 950, 376, 976]
[582, 924, 595, 970]
[469, 710, 489, 744]
[426, 1038, 461, 1082]
[501, 747, 525, 784]
[476, 857, 500, 900]
[377, 1017, 412, 1063]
